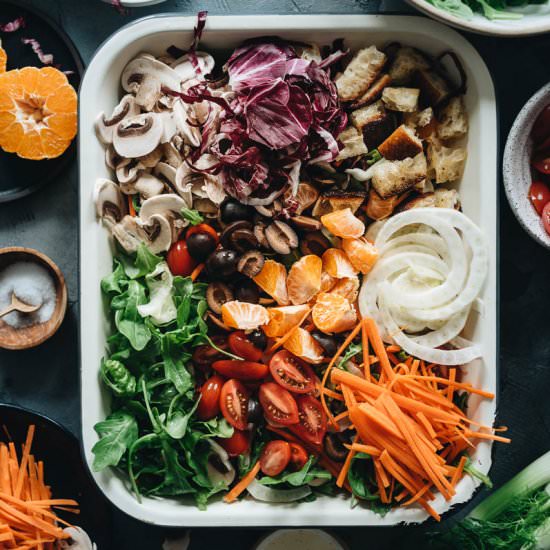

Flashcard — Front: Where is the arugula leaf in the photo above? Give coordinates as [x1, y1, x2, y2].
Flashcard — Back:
[119, 244, 163, 279]
[163, 354, 193, 395]
[100, 358, 137, 396]
[181, 207, 204, 226]
[114, 280, 151, 351]
[197, 417, 234, 439]
[92, 411, 138, 471]
[101, 260, 127, 295]
[347, 453, 382, 501]
[259, 455, 332, 487]
[337, 342, 362, 370]
[164, 397, 200, 439]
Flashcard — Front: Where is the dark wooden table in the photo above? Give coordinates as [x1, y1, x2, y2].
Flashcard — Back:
[0, 1, 549, 548]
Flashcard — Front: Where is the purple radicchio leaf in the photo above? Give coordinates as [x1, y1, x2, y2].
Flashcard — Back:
[163, 83, 233, 114]
[188, 11, 208, 77]
[21, 38, 54, 65]
[0, 17, 25, 33]
[244, 79, 313, 150]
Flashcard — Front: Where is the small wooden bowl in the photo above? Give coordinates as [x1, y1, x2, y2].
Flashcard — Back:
[0, 247, 67, 350]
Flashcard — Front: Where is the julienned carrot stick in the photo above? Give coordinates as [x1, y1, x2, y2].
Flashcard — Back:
[14, 425, 35, 499]
[364, 318, 394, 380]
[190, 263, 205, 282]
[451, 456, 468, 487]
[223, 461, 261, 504]
[268, 307, 311, 353]
[361, 319, 370, 381]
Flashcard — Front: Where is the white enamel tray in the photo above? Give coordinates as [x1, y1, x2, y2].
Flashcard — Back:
[79, 14, 498, 527]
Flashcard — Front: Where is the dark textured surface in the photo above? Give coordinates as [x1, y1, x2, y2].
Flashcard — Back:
[0, 1, 549, 548]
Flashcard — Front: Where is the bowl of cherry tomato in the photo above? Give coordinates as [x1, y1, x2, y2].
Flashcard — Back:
[504, 82, 550, 249]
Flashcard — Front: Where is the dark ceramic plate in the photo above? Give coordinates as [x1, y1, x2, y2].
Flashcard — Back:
[0, 1, 83, 203]
[0, 403, 112, 547]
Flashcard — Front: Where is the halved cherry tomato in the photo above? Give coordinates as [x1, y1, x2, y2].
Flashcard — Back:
[289, 395, 327, 447]
[197, 374, 223, 420]
[167, 240, 197, 277]
[269, 350, 316, 394]
[186, 223, 219, 244]
[259, 382, 299, 426]
[218, 429, 250, 457]
[531, 104, 550, 144]
[532, 152, 550, 175]
[529, 181, 550, 215]
[220, 379, 249, 430]
[289, 442, 309, 470]
[543, 202, 550, 236]
[212, 360, 268, 381]
[228, 331, 263, 362]
[260, 440, 291, 476]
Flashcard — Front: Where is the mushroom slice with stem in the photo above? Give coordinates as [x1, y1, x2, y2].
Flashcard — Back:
[162, 141, 183, 168]
[172, 100, 201, 147]
[134, 173, 166, 199]
[140, 193, 189, 241]
[105, 146, 124, 170]
[113, 113, 163, 159]
[171, 51, 215, 81]
[158, 111, 178, 144]
[94, 179, 127, 228]
[113, 214, 173, 254]
[58, 526, 96, 550]
[95, 95, 140, 145]
[138, 146, 163, 169]
[121, 55, 181, 95]
[135, 73, 161, 112]
[116, 159, 142, 185]
[156, 162, 193, 206]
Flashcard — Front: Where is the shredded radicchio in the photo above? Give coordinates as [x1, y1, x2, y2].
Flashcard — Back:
[0, 17, 25, 33]
[108, 0, 128, 15]
[21, 38, 54, 65]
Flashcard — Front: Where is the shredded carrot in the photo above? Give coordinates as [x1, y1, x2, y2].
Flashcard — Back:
[127, 195, 136, 217]
[386, 344, 401, 353]
[361, 319, 371, 381]
[268, 307, 311, 353]
[190, 263, 205, 282]
[223, 461, 261, 504]
[451, 456, 468, 487]
[336, 440, 356, 488]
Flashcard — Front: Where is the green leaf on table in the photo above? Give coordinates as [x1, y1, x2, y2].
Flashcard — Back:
[92, 411, 138, 471]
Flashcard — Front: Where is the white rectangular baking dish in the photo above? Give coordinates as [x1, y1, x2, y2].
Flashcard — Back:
[79, 14, 498, 527]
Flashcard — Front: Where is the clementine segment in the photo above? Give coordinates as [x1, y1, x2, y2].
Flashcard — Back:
[283, 327, 324, 364]
[322, 248, 358, 279]
[321, 207, 365, 238]
[342, 237, 379, 274]
[263, 304, 310, 338]
[312, 292, 357, 334]
[253, 260, 289, 305]
[0, 66, 77, 160]
[320, 270, 336, 292]
[287, 254, 322, 305]
[221, 301, 269, 330]
[331, 276, 360, 303]
[0, 45, 6, 74]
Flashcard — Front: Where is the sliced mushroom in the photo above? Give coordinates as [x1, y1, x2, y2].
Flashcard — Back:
[155, 162, 192, 206]
[135, 73, 161, 112]
[116, 159, 142, 185]
[94, 95, 140, 145]
[158, 111, 178, 143]
[121, 55, 181, 94]
[94, 179, 127, 227]
[113, 113, 163, 158]
[193, 198, 218, 216]
[175, 162, 203, 197]
[138, 146, 163, 169]
[265, 221, 299, 254]
[291, 215, 322, 232]
[140, 193, 189, 241]
[171, 51, 215, 81]
[172, 100, 201, 147]
[203, 176, 226, 205]
[58, 526, 95, 550]
[162, 141, 183, 168]
[286, 183, 319, 215]
[135, 173, 166, 199]
[112, 214, 172, 254]
[105, 146, 123, 170]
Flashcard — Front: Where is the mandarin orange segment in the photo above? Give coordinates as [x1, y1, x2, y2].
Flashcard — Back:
[330, 276, 360, 303]
[312, 292, 357, 334]
[286, 255, 322, 305]
[321, 207, 365, 238]
[0, 46, 7, 74]
[253, 259, 289, 306]
[0, 66, 77, 160]
[342, 237, 379, 274]
[322, 248, 358, 279]
[320, 270, 336, 292]
[263, 304, 310, 338]
[283, 327, 324, 364]
[221, 301, 269, 330]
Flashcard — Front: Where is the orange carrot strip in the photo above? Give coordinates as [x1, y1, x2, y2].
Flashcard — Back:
[14, 426, 35, 499]
[361, 319, 371, 381]
[447, 369, 456, 401]
[345, 443, 381, 457]
[223, 461, 261, 504]
[402, 375, 495, 399]
[320, 388, 344, 401]
[416, 412, 437, 440]
[373, 460, 390, 503]
[373, 457, 390, 488]
[365, 318, 394, 380]
[463, 431, 511, 444]
[333, 410, 350, 423]
[190, 263, 205, 282]
[268, 308, 311, 353]
[386, 345, 401, 353]
[403, 483, 432, 505]
[451, 456, 468, 487]
[336, 435, 357, 488]
[127, 195, 136, 217]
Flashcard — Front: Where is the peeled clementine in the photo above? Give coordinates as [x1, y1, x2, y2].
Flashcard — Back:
[342, 237, 379, 274]
[322, 248, 358, 279]
[263, 304, 310, 338]
[287, 255, 322, 305]
[221, 301, 269, 330]
[321, 207, 365, 238]
[283, 327, 324, 364]
[0, 45, 6, 74]
[331, 276, 360, 303]
[253, 260, 289, 306]
[0, 66, 77, 160]
[312, 292, 357, 334]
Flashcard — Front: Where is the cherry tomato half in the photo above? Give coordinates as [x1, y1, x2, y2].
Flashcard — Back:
[289, 395, 327, 447]
[197, 374, 224, 420]
[260, 440, 291, 477]
[228, 331, 263, 362]
[212, 360, 268, 381]
[186, 223, 219, 244]
[542, 202, 550, 236]
[289, 442, 309, 470]
[220, 379, 249, 430]
[167, 240, 197, 277]
[529, 181, 550, 215]
[531, 104, 550, 144]
[259, 382, 299, 426]
[218, 429, 250, 457]
[269, 350, 316, 394]
[532, 152, 550, 175]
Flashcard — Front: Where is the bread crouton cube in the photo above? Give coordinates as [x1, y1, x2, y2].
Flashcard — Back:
[378, 124, 423, 161]
[403, 107, 437, 139]
[388, 47, 431, 85]
[351, 74, 392, 109]
[437, 96, 468, 141]
[427, 140, 467, 183]
[336, 46, 387, 101]
[350, 100, 386, 130]
[336, 127, 368, 161]
[371, 153, 428, 198]
[413, 70, 450, 107]
[434, 188, 461, 209]
[382, 87, 420, 112]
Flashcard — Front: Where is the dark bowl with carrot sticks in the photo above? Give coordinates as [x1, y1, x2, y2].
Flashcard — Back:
[0, 404, 112, 548]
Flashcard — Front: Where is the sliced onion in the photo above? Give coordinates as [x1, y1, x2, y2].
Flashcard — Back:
[247, 479, 312, 502]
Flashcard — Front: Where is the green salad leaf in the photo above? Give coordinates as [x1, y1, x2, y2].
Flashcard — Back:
[92, 411, 138, 471]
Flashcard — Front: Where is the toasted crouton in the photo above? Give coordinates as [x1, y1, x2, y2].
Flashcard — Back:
[400, 192, 437, 211]
[350, 100, 396, 150]
[413, 70, 450, 107]
[371, 153, 428, 199]
[403, 107, 437, 139]
[378, 125, 423, 161]
[351, 74, 392, 109]
[336, 127, 368, 161]
[382, 87, 420, 113]
[427, 139, 467, 183]
[434, 187, 460, 209]
[388, 47, 431, 85]
[336, 46, 387, 101]
[437, 96, 468, 141]
[350, 100, 386, 131]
